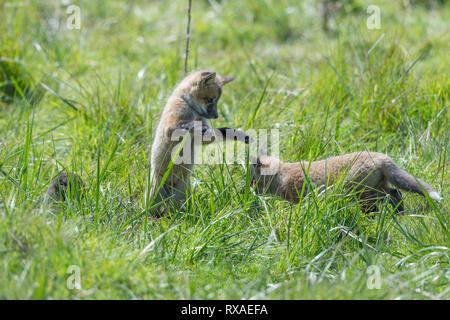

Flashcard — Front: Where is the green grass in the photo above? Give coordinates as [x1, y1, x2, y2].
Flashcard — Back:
[0, 0, 448, 299]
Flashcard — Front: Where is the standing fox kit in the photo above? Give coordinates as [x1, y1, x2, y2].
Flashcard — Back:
[250, 151, 442, 213]
[148, 70, 251, 214]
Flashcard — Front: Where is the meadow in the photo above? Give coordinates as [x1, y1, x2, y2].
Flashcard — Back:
[0, 0, 448, 299]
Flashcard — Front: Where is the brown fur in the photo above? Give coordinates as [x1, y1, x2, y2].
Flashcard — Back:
[250, 151, 442, 213]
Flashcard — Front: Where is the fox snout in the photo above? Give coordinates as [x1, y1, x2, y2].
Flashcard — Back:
[204, 112, 218, 119]
[208, 112, 218, 119]
[205, 104, 218, 119]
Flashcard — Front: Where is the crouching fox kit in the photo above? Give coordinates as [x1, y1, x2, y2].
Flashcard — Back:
[148, 70, 251, 215]
[250, 151, 442, 213]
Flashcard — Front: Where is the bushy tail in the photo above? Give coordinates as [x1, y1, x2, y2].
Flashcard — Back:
[384, 160, 442, 201]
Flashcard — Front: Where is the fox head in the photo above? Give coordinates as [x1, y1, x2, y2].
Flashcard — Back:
[183, 71, 234, 119]
[248, 151, 280, 195]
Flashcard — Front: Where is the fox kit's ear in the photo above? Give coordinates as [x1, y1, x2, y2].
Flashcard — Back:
[251, 157, 262, 168]
[199, 72, 216, 87]
[218, 75, 234, 86]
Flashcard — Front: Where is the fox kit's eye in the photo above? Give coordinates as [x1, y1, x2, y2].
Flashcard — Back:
[205, 97, 214, 103]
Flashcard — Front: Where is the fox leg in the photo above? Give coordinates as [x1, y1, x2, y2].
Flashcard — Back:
[359, 190, 379, 214]
[375, 177, 404, 214]
[150, 184, 189, 216]
[148, 175, 186, 216]
[169, 121, 251, 146]
[148, 185, 171, 217]
[361, 202, 378, 214]
[388, 188, 404, 214]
